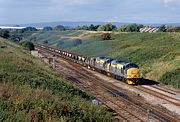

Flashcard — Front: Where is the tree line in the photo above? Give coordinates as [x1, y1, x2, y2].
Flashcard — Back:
[1, 23, 180, 38]
[42, 23, 143, 32]
[43, 23, 180, 32]
[1, 23, 180, 41]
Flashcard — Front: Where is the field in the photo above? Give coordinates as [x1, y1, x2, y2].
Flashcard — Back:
[0, 38, 114, 121]
[23, 30, 180, 88]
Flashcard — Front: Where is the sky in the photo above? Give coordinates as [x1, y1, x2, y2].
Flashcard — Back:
[0, 0, 180, 24]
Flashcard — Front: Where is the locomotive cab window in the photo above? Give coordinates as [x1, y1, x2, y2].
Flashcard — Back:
[125, 63, 139, 69]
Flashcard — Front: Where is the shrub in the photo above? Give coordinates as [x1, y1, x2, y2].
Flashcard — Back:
[0, 30, 10, 39]
[43, 26, 53, 31]
[101, 33, 112, 40]
[22, 27, 38, 32]
[97, 23, 117, 31]
[160, 68, 180, 88]
[73, 39, 82, 46]
[118, 24, 144, 32]
[43, 40, 48, 44]
[167, 27, 180, 32]
[20, 41, 35, 50]
[54, 25, 66, 31]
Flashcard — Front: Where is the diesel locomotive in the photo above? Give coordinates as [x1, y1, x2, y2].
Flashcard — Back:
[36, 45, 141, 85]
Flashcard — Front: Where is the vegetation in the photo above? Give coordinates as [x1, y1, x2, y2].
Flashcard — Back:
[21, 27, 38, 32]
[118, 24, 144, 32]
[101, 33, 112, 40]
[43, 26, 53, 31]
[160, 68, 180, 88]
[97, 23, 117, 31]
[54, 25, 66, 31]
[167, 26, 180, 32]
[43, 40, 49, 44]
[0, 38, 114, 121]
[75, 24, 100, 31]
[21, 30, 180, 88]
[158, 25, 167, 32]
[20, 41, 35, 50]
[0, 30, 10, 39]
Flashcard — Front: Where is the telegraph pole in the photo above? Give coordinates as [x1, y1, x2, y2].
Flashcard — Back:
[52, 55, 56, 69]
[147, 109, 150, 122]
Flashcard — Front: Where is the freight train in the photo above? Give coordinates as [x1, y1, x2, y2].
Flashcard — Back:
[36, 44, 141, 85]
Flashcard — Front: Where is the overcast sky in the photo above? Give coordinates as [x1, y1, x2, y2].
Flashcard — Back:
[0, 0, 180, 24]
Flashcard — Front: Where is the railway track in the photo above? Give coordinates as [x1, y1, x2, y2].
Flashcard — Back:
[35, 45, 180, 122]
[150, 85, 180, 95]
[38, 49, 145, 122]
[136, 86, 180, 106]
[63, 58, 180, 122]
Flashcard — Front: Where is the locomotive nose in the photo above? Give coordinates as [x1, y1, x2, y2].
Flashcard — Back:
[127, 68, 140, 78]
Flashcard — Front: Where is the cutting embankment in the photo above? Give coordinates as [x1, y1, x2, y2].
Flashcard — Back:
[0, 38, 113, 121]
[27, 30, 180, 88]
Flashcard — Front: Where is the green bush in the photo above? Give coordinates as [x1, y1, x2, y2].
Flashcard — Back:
[20, 41, 35, 50]
[101, 33, 112, 40]
[0, 30, 10, 39]
[118, 24, 144, 32]
[160, 68, 180, 88]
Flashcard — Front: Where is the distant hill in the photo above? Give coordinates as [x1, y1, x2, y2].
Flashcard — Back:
[1, 21, 180, 28]
[18, 21, 128, 28]
[0, 21, 125, 28]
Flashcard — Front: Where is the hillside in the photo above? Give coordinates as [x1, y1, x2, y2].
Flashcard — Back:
[22, 30, 180, 88]
[0, 38, 114, 121]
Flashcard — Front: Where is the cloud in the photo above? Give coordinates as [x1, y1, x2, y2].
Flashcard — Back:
[163, 0, 180, 5]
[0, 0, 180, 24]
[162, 0, 180, 8]
[164, 0, 177, 3]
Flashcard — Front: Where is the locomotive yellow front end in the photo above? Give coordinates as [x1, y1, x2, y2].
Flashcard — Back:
[127, 68, 141, 85]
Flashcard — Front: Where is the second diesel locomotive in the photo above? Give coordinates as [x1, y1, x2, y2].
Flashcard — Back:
[36, 45, 141, 85]
[85, 57, 140, 85]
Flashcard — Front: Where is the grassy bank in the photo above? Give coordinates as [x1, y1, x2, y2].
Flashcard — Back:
[0, 38, 114, 121]
[23, 30, 180, 88]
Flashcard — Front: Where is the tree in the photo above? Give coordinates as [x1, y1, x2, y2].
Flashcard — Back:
[118, 24, 144, 32]
[75, 25, 89, 30]
[43, 40, 48, 44]
[105, 23, 117, 31]
[94, 25, 100, 31]
[158, 25, 167, 32]
[0, 30, 10, 39]
[97, 25, 106, 31]
[89, 24, 96, 31]
[23, 27, 38, 31]
[167, 27, 180, 32]
[101, 33, 112, 40]
[97, 23, 117, 31]
[43, 26, 53, 31]
[10, 35, 22, 42]
[20, 41, 35, 50]
[54, 25, 66, 31]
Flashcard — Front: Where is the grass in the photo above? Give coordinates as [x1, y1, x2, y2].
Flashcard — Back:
[0, 38, 114, 121]
[22, 30, 180, 88]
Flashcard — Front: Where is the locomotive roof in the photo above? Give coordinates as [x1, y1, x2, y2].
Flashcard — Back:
[96, 56, 113, 62]
[96, 57, 139, 68]
[111, 60, 129, 66]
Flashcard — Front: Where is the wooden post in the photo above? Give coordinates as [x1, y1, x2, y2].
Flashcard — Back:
[147, 109, 150, 122]
[53, 55, 56, 69]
